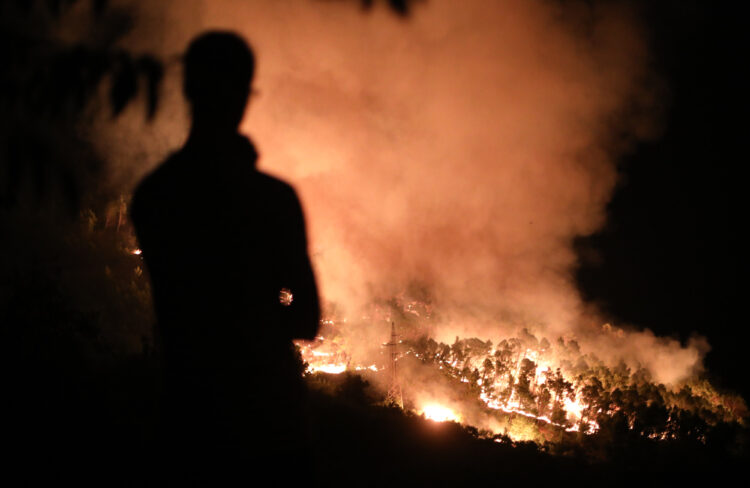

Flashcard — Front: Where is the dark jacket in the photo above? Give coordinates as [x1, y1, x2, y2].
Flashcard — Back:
[131, 133, 319, 418]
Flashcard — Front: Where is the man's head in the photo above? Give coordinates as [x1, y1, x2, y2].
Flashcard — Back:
[183, 31, 256, 131]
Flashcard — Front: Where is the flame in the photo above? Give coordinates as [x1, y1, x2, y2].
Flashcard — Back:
[421, 404, 461, 423]
[312, 363, 348, 374]
[297, 305, 740, 445]
[355, 365, 379, 372]
[562, 397, 585, 421]
[296, 335, 350, 375]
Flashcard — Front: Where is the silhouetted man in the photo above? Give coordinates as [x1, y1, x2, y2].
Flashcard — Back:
[131, 32, 319, 483]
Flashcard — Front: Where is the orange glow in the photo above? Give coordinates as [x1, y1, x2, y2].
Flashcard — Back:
[295, 336, 350, 375]
[312, 363, 347, 374]
[421, 404, 461, 423]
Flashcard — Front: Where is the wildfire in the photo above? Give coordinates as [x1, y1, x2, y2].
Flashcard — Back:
[421, 404, 461, 423]
[298, 308, 743, 446]
[296, 337, 350, 375]
[312, 363, 348, 374]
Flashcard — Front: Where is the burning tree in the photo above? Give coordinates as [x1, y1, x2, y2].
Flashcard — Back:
[298, 301, 746, 449]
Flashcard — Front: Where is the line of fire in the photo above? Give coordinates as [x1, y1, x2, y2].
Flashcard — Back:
[294, 293, 744, 445]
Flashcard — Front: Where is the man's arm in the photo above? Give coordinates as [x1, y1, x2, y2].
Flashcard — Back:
[277, 188, 320, 341]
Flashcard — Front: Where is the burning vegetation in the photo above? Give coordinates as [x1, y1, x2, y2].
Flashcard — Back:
[297, 295, 746, 448]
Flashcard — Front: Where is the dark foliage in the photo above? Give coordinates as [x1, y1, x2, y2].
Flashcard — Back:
[1, 0, 163, 214]
[1, 2, 161, 483]
[322, 0, 423, 17]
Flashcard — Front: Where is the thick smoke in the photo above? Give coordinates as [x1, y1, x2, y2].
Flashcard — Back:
[92, 0, 701, 385]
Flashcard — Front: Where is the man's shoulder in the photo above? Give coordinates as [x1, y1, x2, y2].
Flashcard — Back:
[255, 171, 295, 194]
[131, 152, 186, 212]
[254, 171, 301, 204]
[143, 150, 187, 184]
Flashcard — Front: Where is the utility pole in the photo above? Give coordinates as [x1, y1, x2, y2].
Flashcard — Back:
[385, 321, 403, 408]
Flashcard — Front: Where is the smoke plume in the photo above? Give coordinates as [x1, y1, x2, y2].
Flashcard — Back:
[92, 0, 702, 385]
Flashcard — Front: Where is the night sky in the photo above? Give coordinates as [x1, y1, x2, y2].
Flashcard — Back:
[576, 1, 748, 398]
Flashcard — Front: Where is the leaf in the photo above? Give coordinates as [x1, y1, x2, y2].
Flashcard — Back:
[358, 0, 418, 16]
[388, 0, 411, 16]
[136, 55, 164, 120]
[110, 55, 137, 116]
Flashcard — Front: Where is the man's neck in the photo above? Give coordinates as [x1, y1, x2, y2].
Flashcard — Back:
[188, 119, 239, 143]
[184, 121, 258, 168]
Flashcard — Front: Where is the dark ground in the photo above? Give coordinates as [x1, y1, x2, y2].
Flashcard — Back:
[7, 366, 746, 486]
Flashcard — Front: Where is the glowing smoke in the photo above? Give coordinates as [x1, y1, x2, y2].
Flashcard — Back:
[92, 0, 702, 385]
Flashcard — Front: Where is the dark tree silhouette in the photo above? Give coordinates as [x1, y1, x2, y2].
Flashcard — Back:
[1, 2, 163, 484]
